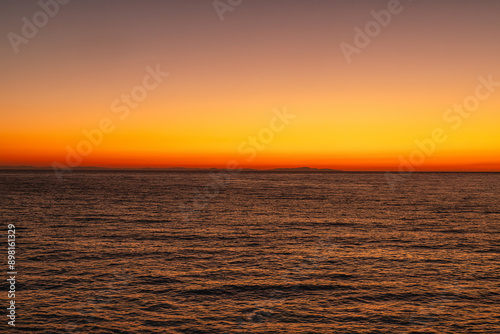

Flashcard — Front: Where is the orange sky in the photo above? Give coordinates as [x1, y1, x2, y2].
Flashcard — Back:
[1, 0, 499, 171]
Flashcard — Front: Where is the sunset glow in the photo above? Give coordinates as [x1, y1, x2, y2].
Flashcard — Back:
[1, 0, 499, 171]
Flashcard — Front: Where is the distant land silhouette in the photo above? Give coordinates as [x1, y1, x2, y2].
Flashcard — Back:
[0, 166, 343, 173]
[1, 166, 499, 173]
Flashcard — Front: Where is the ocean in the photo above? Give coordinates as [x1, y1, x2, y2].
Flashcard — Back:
[1, 171, 499, 333]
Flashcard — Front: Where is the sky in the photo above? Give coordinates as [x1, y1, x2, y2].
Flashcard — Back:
[1, 0, 499, 171]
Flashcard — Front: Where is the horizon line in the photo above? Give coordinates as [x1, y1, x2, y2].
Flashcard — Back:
[1, 165, 499, 173]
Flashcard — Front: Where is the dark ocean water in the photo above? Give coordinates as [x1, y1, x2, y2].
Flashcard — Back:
[1, 171, 499, 333]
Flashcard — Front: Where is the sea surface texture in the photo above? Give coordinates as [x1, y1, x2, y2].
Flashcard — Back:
[1, 171, 499, 333]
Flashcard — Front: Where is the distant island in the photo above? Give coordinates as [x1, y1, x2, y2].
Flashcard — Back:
[0, 166, 343, 173]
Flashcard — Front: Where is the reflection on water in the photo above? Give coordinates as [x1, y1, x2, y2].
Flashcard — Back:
[0, 171, 499, 333]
